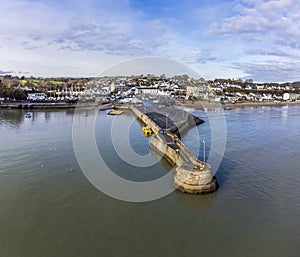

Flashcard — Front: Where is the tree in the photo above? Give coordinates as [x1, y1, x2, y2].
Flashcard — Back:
[13, 89, 27, 100]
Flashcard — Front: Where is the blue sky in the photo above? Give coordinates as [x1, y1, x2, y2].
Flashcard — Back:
[1, 0, 300, 82]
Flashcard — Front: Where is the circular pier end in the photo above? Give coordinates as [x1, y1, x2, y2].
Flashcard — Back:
[174, 164, 218, 194]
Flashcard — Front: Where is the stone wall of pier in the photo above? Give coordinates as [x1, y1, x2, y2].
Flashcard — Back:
[130, 105, 218, 194]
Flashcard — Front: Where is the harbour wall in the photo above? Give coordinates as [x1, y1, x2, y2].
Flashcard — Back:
[130, 105, 218, 194]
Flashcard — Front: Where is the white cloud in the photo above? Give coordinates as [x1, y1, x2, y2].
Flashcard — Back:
[1, 0, 300, 82]
[245, 48, 298, 58]
[203, 0, 300, 81]
[0, 0, 221, 78]
[208, 0, 300, 49]
[232, 60, 300, 82]
[0, 0, 178, 75]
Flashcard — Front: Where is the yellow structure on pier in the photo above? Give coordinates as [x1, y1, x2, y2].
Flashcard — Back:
[142, 127, 153, 136]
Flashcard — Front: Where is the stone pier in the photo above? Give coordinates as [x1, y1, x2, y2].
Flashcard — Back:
[130, 105, 218, 194]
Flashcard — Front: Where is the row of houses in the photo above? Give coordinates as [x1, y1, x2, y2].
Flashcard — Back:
[211, 92, 300, 103]
[21, 75, 300, 103]
[209, 83, 296, 92]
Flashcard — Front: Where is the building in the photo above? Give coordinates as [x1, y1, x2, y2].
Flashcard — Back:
[186, 84, 208, 98]
[283, 93, 290, 101]
[135, 87, 159, 95]
[27, 93, 47, 101]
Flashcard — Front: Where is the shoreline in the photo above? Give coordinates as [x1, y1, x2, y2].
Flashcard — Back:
[1, 100, 300, 111]
[175, 100, 300, 110]
[0, 102, 113, 110]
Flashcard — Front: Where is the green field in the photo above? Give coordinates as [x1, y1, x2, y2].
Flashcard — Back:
[49, 80, 64, 85]
[21, 79, 64, 85]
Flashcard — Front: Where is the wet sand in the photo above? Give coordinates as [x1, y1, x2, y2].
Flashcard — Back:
[175, 100, 300, 110]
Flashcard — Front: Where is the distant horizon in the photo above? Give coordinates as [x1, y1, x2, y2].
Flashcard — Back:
[1, 72, 300, 85]
[1, 64, 300, 84]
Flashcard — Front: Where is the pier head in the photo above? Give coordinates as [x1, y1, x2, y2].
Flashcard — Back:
[174, 164, 218, 194]
[130, 105, 218, 194]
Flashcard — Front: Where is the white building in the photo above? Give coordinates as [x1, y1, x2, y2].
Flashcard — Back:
[136, 87, 159, 95]
[27, 93, 47, 101]
[186, 85, 207, 98]
[283, 93, 290, 101]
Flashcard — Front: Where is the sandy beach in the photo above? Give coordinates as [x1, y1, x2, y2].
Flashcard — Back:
[175, 100, 300, 110]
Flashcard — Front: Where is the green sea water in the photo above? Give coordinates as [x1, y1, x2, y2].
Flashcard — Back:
[0, 106, 299, 257]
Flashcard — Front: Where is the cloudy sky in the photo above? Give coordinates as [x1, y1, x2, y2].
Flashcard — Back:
[1, 0, 300, 82]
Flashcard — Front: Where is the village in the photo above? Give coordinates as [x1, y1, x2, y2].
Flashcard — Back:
[1, 74, 300, 105]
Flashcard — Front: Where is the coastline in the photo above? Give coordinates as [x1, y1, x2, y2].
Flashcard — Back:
[1, 100, 300, 111]
[175, 100, 300, 110]
[0, 102, 113, 110]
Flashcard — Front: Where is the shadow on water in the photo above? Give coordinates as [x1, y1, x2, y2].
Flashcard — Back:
[174, 190, 217, 209]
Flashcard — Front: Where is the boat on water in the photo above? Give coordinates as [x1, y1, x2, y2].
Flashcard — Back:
[142, 127, 153, 136]
[24, 113, 32, 118]
[107, 109, 123, 115]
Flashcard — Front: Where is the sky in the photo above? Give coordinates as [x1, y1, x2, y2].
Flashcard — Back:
[1, 0, 300, 82]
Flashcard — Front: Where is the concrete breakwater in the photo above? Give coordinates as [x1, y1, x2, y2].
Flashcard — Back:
[130, 105, 218, 194]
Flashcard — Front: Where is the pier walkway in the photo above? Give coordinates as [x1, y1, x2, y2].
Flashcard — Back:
[130, 105, 218, 194]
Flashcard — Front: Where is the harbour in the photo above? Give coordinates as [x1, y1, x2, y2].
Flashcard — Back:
[2, 0, 300, 255]
[0, 106, 300, 257]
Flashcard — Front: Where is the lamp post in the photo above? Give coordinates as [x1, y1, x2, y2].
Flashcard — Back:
[203, 139, 206, 166]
